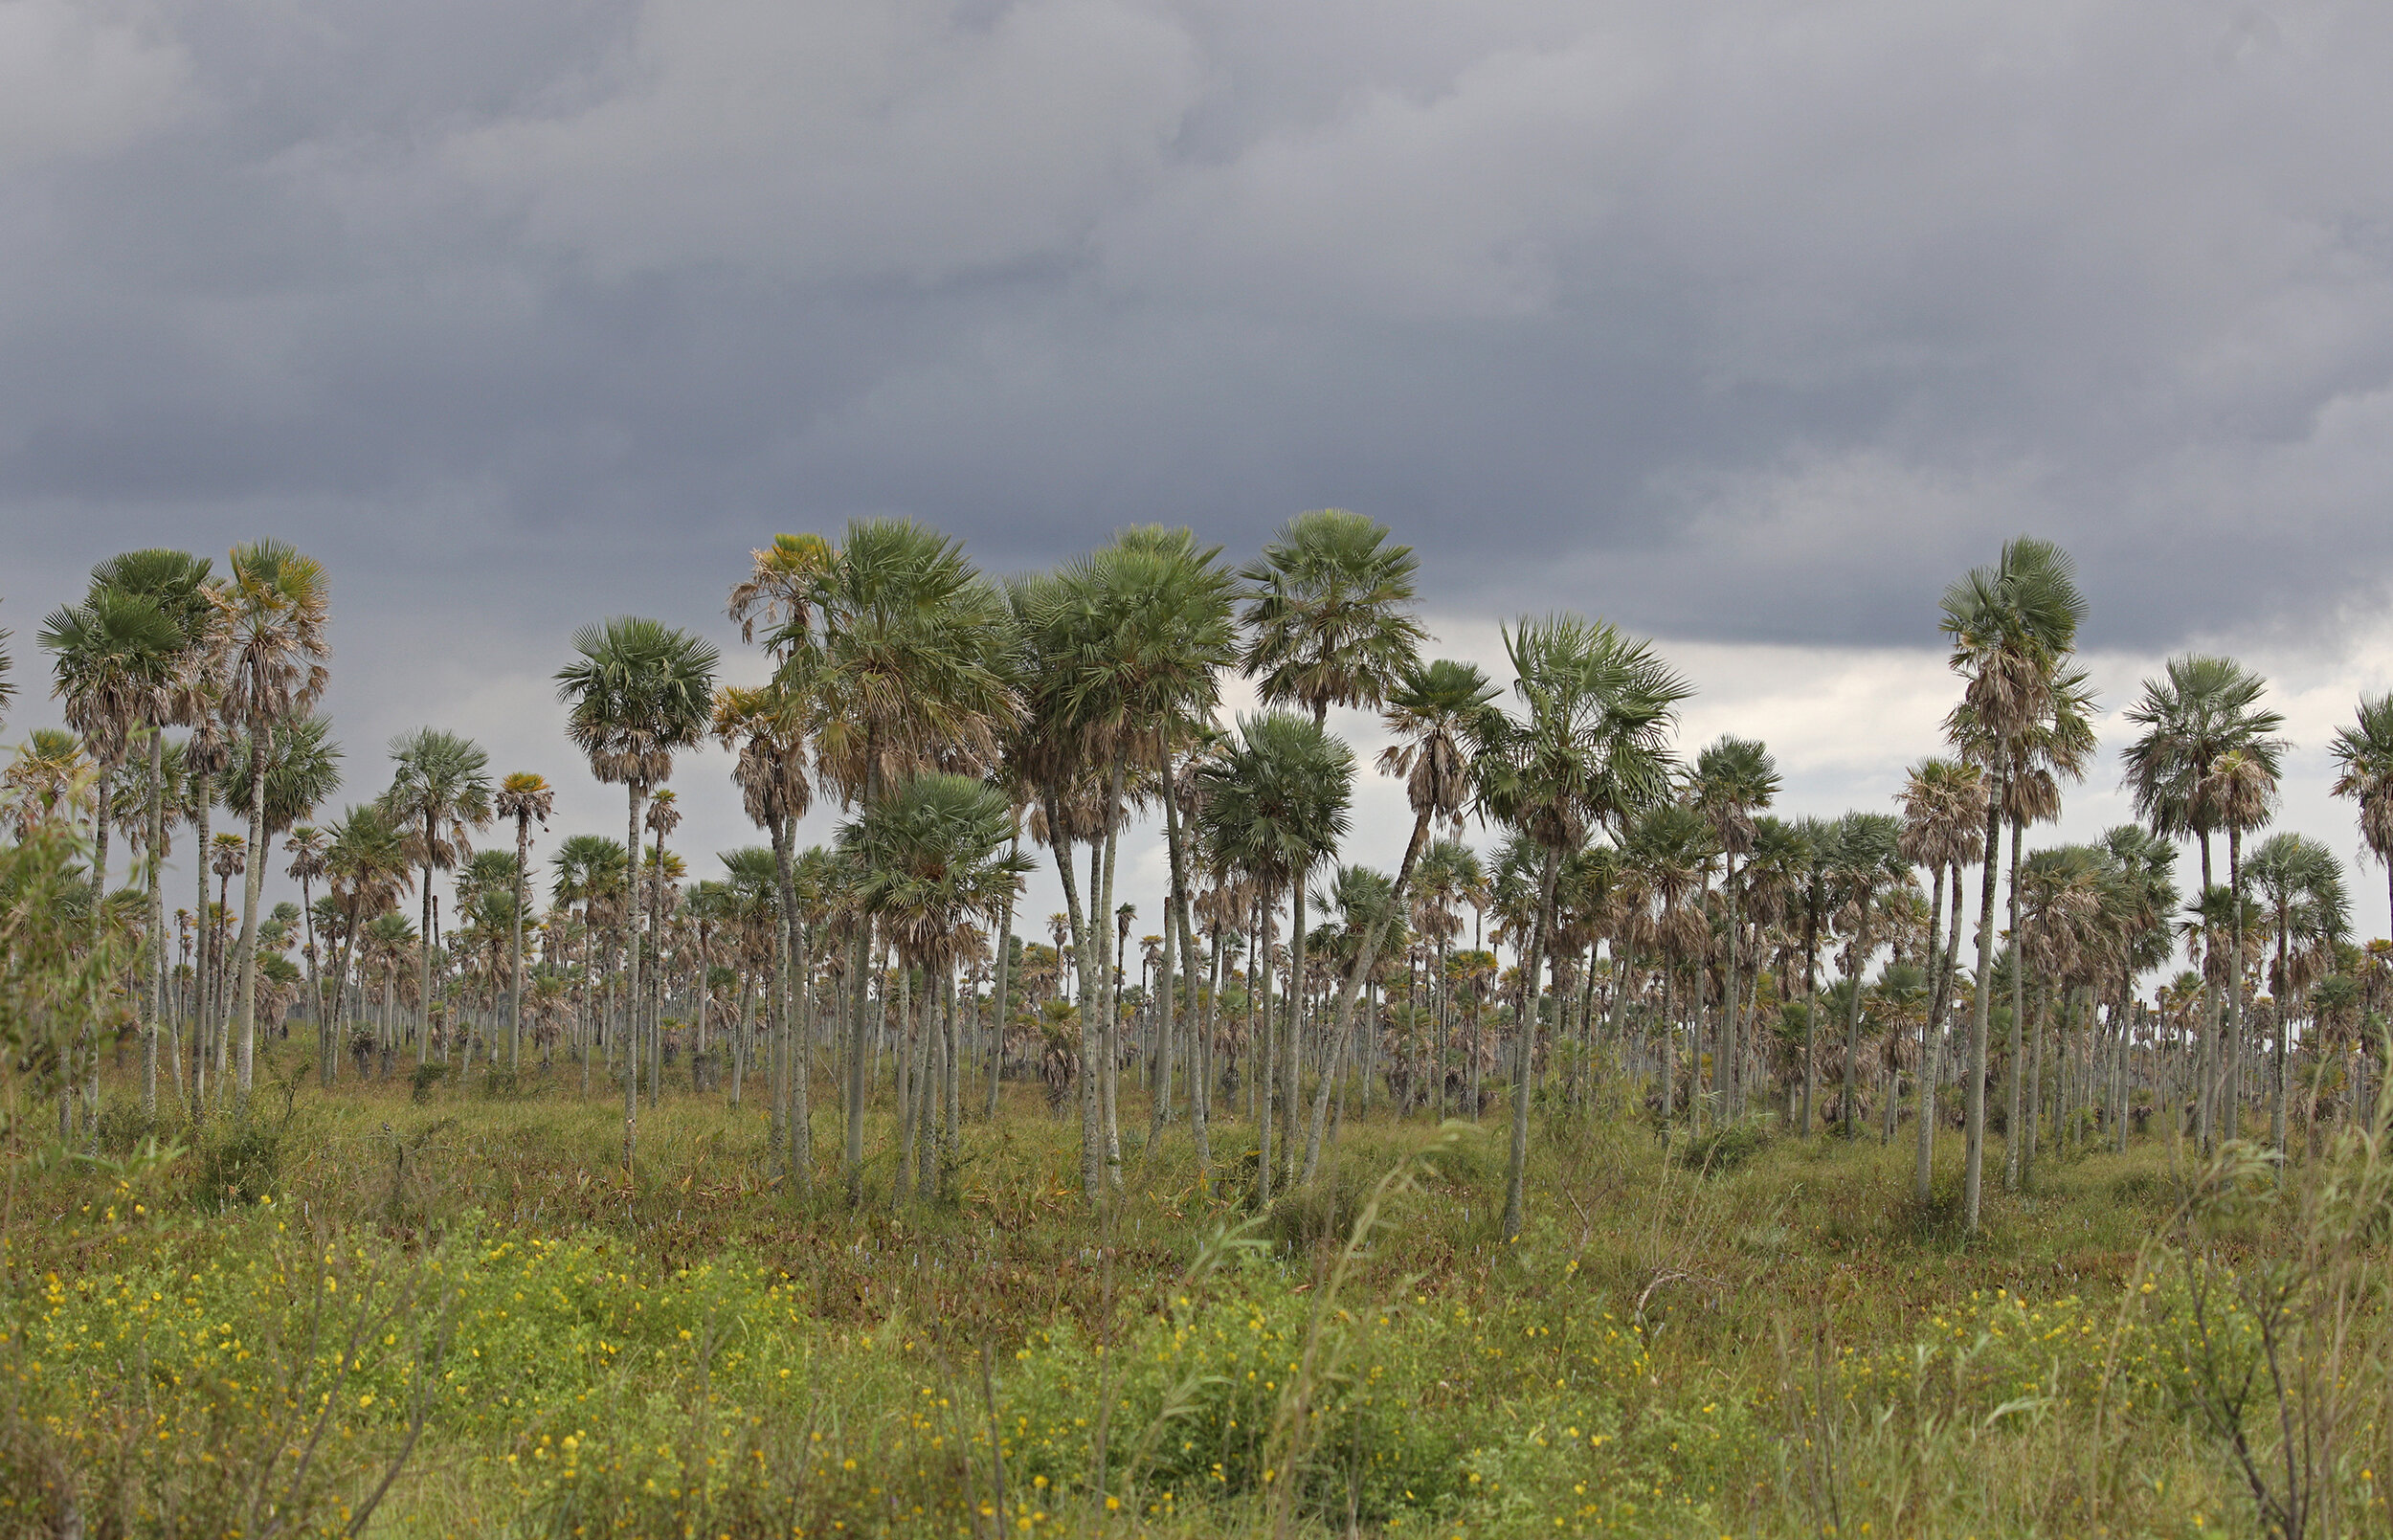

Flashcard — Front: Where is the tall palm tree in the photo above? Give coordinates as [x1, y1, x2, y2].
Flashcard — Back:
[2200, 742, 2281, 1141]
[1238, 508, 1428, 729]
[2121, 655, 2285, 1149]
[216, 540, 330, 1102]
[1898, 756, 1987, 1196]
[641, 788, 684, 1103]
[2329, 693, 2393, 941]
[380, 728, 494, 1072]
[1690, 736, 1779, 1121]
[320, 804, 413, 1061]
[1412, 837, 1480, 1121]
[2099, 825, 2178, 1154]
[1621, 801, 1714, 1132]
[772, 520, 1018, 1201]
[713, 682, 816, 1180]
[1193, 713, 1354, 1205]
[1299, 658, 1500, 1179]
[49, 548, 217, 1114]
[1475, 614, 1689, 1239]
[556, 616, 719, 1169]
[1939, 535, 2085, 1234]
[39, 586, 183, 890]
[1038, 528, 1238, 1190]
[726, 533, 835, 1177]
[495, 772, 555, 1074]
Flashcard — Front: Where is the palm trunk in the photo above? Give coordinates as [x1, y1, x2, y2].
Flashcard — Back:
[2002, 815, 2026, 1189]
[234, 721, 272, 1103]
[2270, 910, 2290, 1154]
[1284, 878, 1308, 1189]
[1501, 847, 1561, 1240]
[1841, 894, 1873, 1140]
[1912, 860, 1949, 1199]
[1719, 856, 1741, 1120]
[1047, 804, 1103, 1205]
[510, 815, 530, 1074]
[988, 855, 1017, 1121]
[1962, 752, 2006, 1234]
[143, 730, 167, 1118]
[622, 783, 647, 1171]
[1257, 893, 1276, 1206]
[2225, 827, 2247, 1143]
[1097, 759, 1128, 1191]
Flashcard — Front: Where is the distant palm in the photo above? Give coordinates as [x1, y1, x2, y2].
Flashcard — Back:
[1691, 736, 1779, 1120]
[1939, 535, 2084, 1232]
[1475, 614, 1689, 1239]
[1898, 756, 1985, 1195]
[381, 728, 494, 1072]
[495, 771, 555, 1074]
[1193, 713, 1354, 1204]
[557, 616, 718, 1169]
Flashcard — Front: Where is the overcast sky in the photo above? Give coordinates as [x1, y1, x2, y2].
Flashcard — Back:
[6, 0, 2393, 955]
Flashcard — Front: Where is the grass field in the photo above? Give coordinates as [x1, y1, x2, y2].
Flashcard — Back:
[4, 1052, 2388, 1538]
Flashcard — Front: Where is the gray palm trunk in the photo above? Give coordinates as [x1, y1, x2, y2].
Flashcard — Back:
[622, 783, 647, 1170]
[988, 862, 1016, 1121]
[1914, 861, 1960, 1201]
[1256, 892, 1276, 1205]
[1841, 894, 1876, 1140]
[234, 720, 272, 1103]
[1047, 809, 1103, 1203]
[1718, 857, 1741, 1121]
[2002, 816, 2026, 1189]
[2225, 827, 2248, 1143]
[1962, 753, 2007, 1233]
[1500, 847, 1561, 1241]
[1096, 759, 1128, 1189]
[1283, 881, 1308, 1188]
[144, 730, 168, 1117]
[768, 815, 809, 1190]
[509, 815, 531, 1073]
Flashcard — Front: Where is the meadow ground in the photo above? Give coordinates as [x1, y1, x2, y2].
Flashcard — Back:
[4, 1054, 2388, 1538]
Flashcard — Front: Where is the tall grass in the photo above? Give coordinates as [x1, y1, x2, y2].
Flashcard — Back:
[2, 1047, 2387, 1536]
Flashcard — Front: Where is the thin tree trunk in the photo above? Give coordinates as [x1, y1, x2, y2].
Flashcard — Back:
[144, 729, 167, 1118]
[510, 814, 530, 1074]
[1962, 754, 2006, 1234]
[1841, 894, 1874, 1140]
[2002, 815, 2026, 1190]
[1913, 861, 1949, 1200]
[234, 721, 272, 1103]
[1501, 848, 1561, 1240]
[1302, 809, 1432, 1182]
[623, 783, 647, 1172]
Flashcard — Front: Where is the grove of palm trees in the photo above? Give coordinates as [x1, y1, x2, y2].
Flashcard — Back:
[3, 518, 2391, 1538]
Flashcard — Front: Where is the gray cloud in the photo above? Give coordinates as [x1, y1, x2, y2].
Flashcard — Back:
[10, 0, 2393, 932]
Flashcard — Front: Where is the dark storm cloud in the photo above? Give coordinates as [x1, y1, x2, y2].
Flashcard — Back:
[8, 0, 2393, 654]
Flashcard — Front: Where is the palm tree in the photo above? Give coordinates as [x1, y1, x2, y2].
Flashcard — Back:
[1036, 528, 1238, 1191]
[216, 540, 330, 1102]
[2121, 655, 2285, 1149]
[771, 520, 1018, 1201]
[215, 715, 340, 1077]
[1238, 508, 1428, 729]
[1296, 658, 1500, 1179]
[1193, 713, 1354, 1205]
[1621, 801, 1713, 1131]
[1898, 756, 1987, 1197]
[1475, 614, 1689, 1239]
[2200, 742, 2281, 1141]
[1412, 837, 1480, 1121]
[2329, 694, 2393, 941]
[1690, 736, 1780, 1121]
[556, 616, 719, 1169]
[842, 771, 1034, 1201]
[550, 832, 630, 1087]
[39, 586, 184, 890]
[495, 772, 555, 1074]
[2099, 825, 2178, 1153]
[321, 805, 412, 1060]
[1827, 814, 1907, 1140]
[1939, 535, 2085, 1233]
[642, 788, 684, 1102]
[380, 728, 494, 1072]
[713, 682, 816, 1183]
[2245, 832, 2343, 1153]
